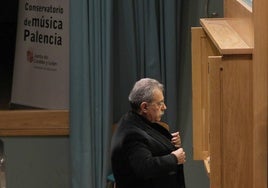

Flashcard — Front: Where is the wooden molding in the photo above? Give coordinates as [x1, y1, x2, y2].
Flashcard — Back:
[0, 110, 69, 136]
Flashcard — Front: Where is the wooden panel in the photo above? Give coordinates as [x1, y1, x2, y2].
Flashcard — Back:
[191, 27, 219, 160]
[0, 110, 69, 136]
[225, 0, 252, 17]
[208, 56, 222, 188]
[252, 0, 268, 186]
[224, 0, 253, 48]
[221, 56, 252, 188]
[191, 27, 206, 160]
[209, 55, 253, 188]
[200, 18, 253, 54]
[223, 0, 268, 186]
[192, 0, 268, 187]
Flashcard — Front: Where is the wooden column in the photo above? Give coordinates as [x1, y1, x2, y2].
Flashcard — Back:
[252, 0, 268, 186]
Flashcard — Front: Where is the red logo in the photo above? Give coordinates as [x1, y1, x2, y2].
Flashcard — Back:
[27, 50, 33, 63]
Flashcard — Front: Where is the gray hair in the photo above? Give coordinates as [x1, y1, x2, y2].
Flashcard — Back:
[128, 78, 164, 112]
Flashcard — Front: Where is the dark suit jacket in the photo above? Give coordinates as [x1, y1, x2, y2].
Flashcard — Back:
[111, 111, 185, 188]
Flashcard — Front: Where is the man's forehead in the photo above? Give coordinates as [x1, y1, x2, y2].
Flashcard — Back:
[152, 89, 164, 99]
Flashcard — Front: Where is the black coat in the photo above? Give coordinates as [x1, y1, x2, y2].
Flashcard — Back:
[111, 111, 185, 188]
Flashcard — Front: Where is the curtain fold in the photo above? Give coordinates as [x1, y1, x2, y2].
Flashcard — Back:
[70, 0, 183, 188]
[70, 0, 113, 187]
[113, 0, 182, 130]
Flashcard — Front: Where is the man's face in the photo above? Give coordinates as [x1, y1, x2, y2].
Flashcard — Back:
[145, 89, 167, 122]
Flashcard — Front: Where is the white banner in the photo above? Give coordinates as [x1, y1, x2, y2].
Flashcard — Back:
[11, 0, 69, 109]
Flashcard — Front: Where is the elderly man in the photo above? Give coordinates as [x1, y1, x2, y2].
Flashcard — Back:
[111, 78, 186, 188]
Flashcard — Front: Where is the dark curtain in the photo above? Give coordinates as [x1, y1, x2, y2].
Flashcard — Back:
[112, 0, 182, 131]
[70, 0, 222, 187]
[70, 0, 113, 187]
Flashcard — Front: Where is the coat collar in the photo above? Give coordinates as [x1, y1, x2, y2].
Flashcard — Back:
[127, 111, 176, 151]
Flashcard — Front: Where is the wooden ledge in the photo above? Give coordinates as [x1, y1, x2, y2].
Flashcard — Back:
[200, 18, 253, 54]
[0, 110, 69, 136]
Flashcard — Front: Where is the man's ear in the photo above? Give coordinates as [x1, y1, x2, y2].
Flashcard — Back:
[140, 102, 148, 113]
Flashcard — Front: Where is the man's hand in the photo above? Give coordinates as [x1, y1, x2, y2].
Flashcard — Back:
[171, 148, 186, 164]
[171, 131, 181, 148]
